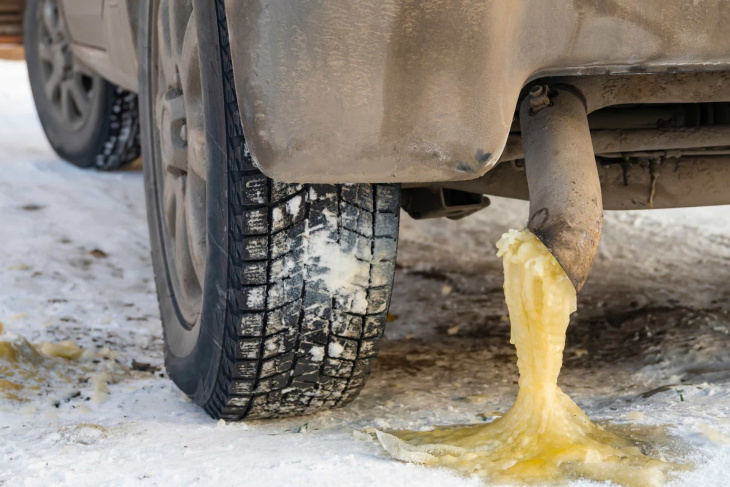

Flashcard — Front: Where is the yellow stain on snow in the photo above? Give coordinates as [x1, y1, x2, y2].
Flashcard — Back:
[0, 325, 125, 404]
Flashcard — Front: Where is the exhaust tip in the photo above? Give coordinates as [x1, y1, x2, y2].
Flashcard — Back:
[520, 85, 603, 293]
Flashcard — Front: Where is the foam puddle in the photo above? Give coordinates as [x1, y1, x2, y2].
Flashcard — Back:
[375, 229, 688, 486]
[0, 322, 126, 406]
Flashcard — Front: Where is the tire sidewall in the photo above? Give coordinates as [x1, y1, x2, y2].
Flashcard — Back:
[23, 0, 112, 167]
[138, 0, 229, 403]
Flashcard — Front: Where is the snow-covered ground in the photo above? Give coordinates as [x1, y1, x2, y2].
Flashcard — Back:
[1, 58, 730, 486]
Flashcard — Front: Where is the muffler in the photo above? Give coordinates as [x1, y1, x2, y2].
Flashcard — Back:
[519, 85, 603, 292]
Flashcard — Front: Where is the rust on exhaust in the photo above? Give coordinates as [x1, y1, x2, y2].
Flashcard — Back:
[520, 86, 603, 292]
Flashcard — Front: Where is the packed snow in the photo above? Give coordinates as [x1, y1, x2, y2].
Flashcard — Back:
[1, 59, 730, 486]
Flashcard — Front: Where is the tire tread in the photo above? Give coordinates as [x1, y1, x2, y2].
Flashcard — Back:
[203, 0, 399, 420]
[94, 88, 142, 170]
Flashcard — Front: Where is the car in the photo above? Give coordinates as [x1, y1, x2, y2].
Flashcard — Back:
[3, 0, 729, 421]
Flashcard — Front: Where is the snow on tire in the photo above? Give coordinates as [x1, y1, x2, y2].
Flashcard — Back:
[210, 181, 400, 420]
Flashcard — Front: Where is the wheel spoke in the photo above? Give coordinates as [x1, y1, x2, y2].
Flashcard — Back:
[168, 0, 194, 65]
[60, 84, 73, 122]
[38, 40, 54, 63]
[186, 171, 207, 285]
[66, 77, 90, 117]
[187, 126, 207, 181]
[161, 90, 186, 127]
[158, 91, 188, 173]
[156, 0, 179, 89]
[179, 13, 202, 117]
[41, 0, 64, 41]
[163, 174, 178, 237]
[44, 65, 62, 101]
[179, 14, 206, 181]
[173, 176, 201, 311]
[174, 180, 187, 256]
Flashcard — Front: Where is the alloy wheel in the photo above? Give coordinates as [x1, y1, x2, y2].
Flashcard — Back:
[153, 1, 208, 332]
[35, 0, 96, 131]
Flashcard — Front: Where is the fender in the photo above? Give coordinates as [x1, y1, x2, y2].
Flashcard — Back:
[62, 0, 138, 91]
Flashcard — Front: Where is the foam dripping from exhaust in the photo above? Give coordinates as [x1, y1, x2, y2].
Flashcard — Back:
[374, 229, 689, 486]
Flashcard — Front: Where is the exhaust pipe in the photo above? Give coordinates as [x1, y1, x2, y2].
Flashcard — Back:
[520, 85, 603, 292]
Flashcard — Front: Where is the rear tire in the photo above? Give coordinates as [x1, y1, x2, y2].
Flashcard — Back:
[24, 0, 140, 170]
[139, 0, 400, 420]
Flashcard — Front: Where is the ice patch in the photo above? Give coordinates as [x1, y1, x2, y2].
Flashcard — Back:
[352, 430, 373, 442]
[375, 429, 465, 465]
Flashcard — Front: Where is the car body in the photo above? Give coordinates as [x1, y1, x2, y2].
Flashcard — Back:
[5, 0, 730, 420]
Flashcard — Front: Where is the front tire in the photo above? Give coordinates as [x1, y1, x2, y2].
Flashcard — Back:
[24, 0, 141, 170]
[139, 0, 400, 420]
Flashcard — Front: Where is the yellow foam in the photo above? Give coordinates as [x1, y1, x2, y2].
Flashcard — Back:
[377, 229, 681, 486]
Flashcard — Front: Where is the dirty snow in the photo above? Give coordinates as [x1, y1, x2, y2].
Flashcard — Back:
[0, 328, 124, 405]
[2, 59, 730, 486]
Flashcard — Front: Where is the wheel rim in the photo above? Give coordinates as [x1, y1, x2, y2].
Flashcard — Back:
[153, 1, 208, 336]
[35, 0, 96, 132]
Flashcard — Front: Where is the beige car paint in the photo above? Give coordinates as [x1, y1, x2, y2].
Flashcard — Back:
[62, 0, 138, 91]
[62, 0, 104, 48]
